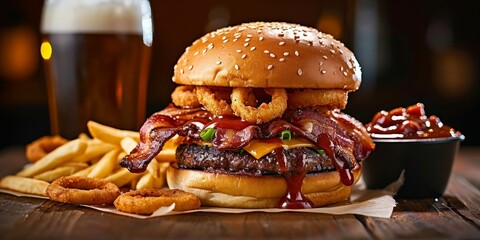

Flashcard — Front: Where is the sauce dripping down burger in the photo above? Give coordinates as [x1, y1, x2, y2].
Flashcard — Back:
[120, 22, 375, 209]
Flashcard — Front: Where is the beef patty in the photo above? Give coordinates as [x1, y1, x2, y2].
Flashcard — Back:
[176, 144, 335, 176]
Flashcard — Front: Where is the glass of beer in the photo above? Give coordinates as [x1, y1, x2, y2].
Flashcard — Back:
[40, 0, 153, 139]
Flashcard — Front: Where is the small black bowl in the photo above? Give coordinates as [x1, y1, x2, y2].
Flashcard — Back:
[362, 135, 464, 199]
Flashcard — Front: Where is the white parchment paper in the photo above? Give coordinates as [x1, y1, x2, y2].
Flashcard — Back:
[0, 178, 397, 219]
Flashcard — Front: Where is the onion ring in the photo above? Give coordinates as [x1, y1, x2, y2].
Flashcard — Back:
[26, 135, 68, 162]
[114, 189, 201, 214]
[196, 87, 234, 116]
[171, 86, 200, 108]
[231, 88, 287, 124]
[287, 89, 348, 110]
[46, 176, 120, 205]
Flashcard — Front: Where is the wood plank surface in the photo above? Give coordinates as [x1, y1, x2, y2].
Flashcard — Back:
[1, 146, 480, 239]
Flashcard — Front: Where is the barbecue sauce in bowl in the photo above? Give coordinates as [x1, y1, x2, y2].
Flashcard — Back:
[363, 103, 464, 198]
[366, 103, 462, 139]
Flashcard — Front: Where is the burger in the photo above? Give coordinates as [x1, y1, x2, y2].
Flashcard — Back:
[120, 22, 375, 209]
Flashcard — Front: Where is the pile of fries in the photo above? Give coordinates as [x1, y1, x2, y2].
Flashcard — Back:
[0, 121, 169, 197]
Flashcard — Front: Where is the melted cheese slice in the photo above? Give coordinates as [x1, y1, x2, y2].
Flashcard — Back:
[243, 138, 316, 159]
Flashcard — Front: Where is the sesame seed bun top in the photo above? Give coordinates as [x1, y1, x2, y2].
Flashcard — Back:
[173, 22, 362, 91]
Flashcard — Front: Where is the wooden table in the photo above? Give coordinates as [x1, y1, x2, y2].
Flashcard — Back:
[0, 146, 479, 239]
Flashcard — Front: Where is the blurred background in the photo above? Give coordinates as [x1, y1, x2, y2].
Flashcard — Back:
[1, 0, 478, 148]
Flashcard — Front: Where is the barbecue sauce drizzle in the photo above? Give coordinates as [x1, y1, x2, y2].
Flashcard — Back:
[121, 108, 373, 209]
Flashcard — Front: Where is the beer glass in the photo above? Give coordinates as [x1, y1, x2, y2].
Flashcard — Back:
[40, 0, 153, 139]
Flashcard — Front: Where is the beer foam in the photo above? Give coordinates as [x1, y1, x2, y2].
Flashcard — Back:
[41, 0, 151, 34]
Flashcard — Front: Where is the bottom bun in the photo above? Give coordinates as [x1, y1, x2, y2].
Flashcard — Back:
[166, 163, 362, 208]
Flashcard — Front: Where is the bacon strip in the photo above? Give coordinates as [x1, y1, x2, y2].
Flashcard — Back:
[120, 108, 375, 178]
[120, 114, 177, 173]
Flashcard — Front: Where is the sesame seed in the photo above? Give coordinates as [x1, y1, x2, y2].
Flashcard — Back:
[208, 43, 214, 49]
[245, 38, 251, 42]
[279, 41, 285, 46]
[321, 70, 326, 74]
[244, 42, 249, 47]
[264, 50, 269, 54]
[246, 34, 253, 38]
[259, 36, 264, 41]
[242, 54, 247, 59]
[222, 36, 227, 40]
[294, 51, 299, 56]
[323, 55, 328, 59]
[267, 64, 273, 70]
[250, 47, 256, 51]
[270, 53, 276, 58]
[173, 64, 177, 70]
[340, 66, 344, 71]
[216, 60, 222, 65]
[283, 52, 289, 56]
[202, 49, 207, 54]
[339, 50, 343, 54]
[235, 64, 240, 70]
[189, 65, 193, 70]
[233, 39, 238, 42]
[343, 71, 348, 77]
[180, 69, 184, 74]
[297, 68, 303, 76]
[194, 51, 199, 56]
[330, 49, 336, 54]
[236, 49, 242, 53]
[223, 39, 229, 43]
[279, 58, 285, 62]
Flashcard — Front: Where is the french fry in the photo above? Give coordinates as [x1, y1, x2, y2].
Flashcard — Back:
[16, 139, 88, 177]
[146, 158, 161, 179]
[87, 121, 139, 146]
[120, 137, 138, 154]
[87, 149, 120, 178]
[130, 175, 141, 190]
[158, 162, 169, 184]
[156, 135, 182, 162]
[136, 173, 153, 189]
[0, 176, 49, 196]
[72, 139, 115, 163]
[105, 168, 140, 187]
[78, 132, 91, 140]
[63, 162, 90, 168]
[33, 162, 88, 182]
[136, 172, 165, 190]
[72, 163, 96, 177]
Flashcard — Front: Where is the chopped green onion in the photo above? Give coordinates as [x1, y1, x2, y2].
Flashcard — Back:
[200, 128, 216, 141]
[279, 130, 292, 141]
[316, 149, 325, 155]
[239, 149, 245, 154]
